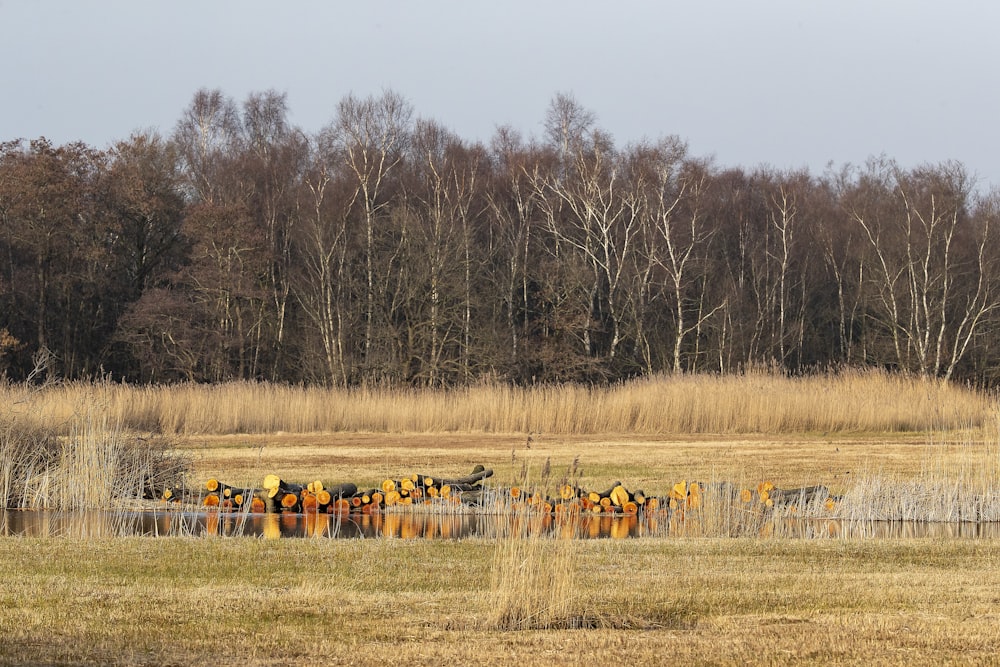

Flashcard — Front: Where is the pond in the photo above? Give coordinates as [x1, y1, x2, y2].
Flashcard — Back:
[3, 509, 999, 539]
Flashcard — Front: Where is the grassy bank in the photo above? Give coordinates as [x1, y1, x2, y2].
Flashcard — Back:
[0, 537, 997, 666]
[1, 369, 993, 437]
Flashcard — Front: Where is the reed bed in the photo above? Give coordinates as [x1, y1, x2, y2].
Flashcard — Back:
[0, 391, 188, 510]
[0, 368, 992, 436]
[833, 434, 1000, 523]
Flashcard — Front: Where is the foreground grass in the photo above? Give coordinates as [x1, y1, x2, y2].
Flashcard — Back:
[0, 537, 997, 666]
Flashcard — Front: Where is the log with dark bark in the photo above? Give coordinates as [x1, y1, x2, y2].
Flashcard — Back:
[436, 467, 494, 487]
[768, 485, 831, 507]
[322, 482, 358, 500]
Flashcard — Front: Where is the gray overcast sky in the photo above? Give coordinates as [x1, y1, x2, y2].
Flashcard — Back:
[2, 0, 998, 188]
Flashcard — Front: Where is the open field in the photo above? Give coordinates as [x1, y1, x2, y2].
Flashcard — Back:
[0, 538, 998, 666]
[183, 429, 989, 500]
[2, 372, 1000, 664]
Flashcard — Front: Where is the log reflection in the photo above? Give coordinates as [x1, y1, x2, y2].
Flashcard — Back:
[3, 509, 999, 540]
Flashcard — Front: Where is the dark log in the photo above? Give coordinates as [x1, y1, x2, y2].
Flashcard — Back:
[449, 482, 483, 493]
[437, 467, 494, 487]
[324, 482, 358, 500]
[453, 488, 486, 506]
[768, 485, 831, 506]
[266, 481, 305, 500]
[264, 493, 284, 514]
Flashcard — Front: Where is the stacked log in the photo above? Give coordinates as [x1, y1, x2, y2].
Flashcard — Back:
[179, 466, 840, 519]
[489, 478, 840, 520]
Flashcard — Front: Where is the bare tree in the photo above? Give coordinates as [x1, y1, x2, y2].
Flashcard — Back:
[532, 95, 641, 365]
[849, 160, 997, 378]
[544, 91, 597, 163]
[172, 88, 241, 204]
[293, 154, 356, 385]
[762, 169, 814, 366]
[485, 127, 550, 374]
[321, 91, 413, 371]
[641, 145, 722, 373]
[104, 131, 186, 300]
[237, 90, 308, 378]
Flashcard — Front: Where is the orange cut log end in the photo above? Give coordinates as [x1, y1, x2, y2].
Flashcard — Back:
[334, 498, 351, 513]
[301, 494, 319, 513]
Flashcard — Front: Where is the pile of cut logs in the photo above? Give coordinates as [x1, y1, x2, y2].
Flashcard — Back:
[163, 468, 837, 516]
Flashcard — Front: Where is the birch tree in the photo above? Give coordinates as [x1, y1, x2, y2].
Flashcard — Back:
[850, 160, 997, 378]
[322, 91, 412, 372]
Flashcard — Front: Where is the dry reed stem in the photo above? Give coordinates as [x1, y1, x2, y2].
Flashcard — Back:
[1, 369, 991, 437]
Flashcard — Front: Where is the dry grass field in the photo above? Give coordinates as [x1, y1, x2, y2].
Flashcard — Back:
[182, 429, 980, 500]
[0, 538, 997, 666]
[2, 370, 1000, 665]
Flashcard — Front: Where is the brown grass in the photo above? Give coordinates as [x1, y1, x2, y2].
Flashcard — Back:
[0, 368, 992, 437]
[2, 373, 1000, 663]
[0, 400, 186, 510]
[485, 512, 580, 630]
[0, 538, 997, 665]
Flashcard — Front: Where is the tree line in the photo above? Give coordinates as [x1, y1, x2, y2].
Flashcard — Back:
[2, 88, 998, 386]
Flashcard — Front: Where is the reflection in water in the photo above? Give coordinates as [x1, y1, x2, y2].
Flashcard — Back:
[2, 509, 999, 540]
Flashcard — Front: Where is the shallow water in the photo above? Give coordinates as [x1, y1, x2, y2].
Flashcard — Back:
[2, 509, 999, 540]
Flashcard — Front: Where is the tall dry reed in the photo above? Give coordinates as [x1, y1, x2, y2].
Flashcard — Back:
[834, 433, 1000, 523]
[1, 369, 992, 436]
[0, 386, 188, 509]
[484, 507, 580, 630]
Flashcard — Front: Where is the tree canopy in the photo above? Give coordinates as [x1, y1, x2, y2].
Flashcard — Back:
[2, 89, 998, 386]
